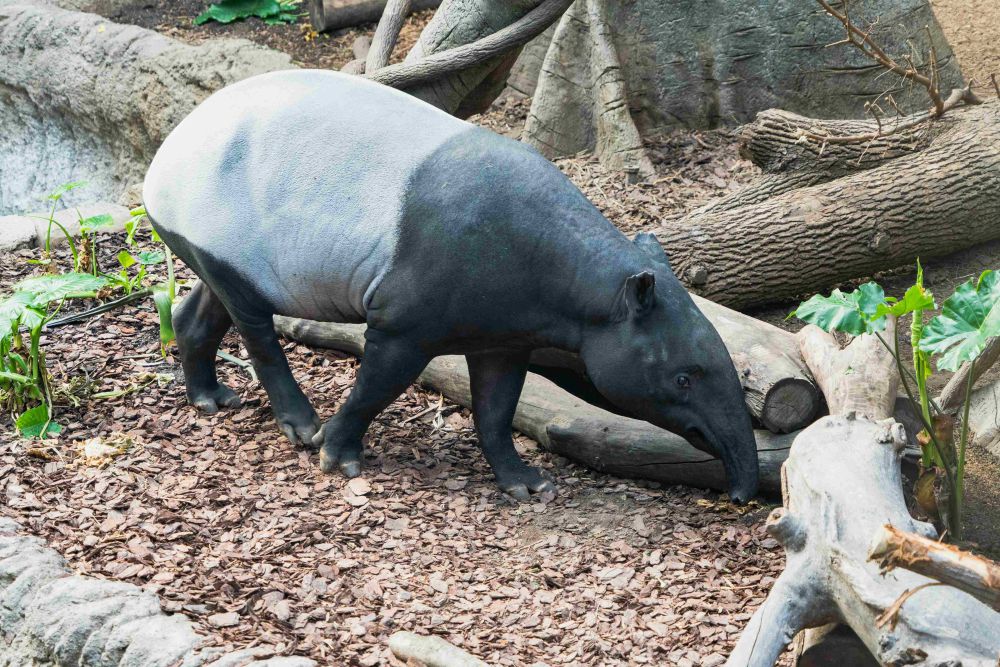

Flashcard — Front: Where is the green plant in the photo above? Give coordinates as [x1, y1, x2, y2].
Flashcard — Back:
[31, 182, 86, 273]
[0, 272, 109, 437]
[195, 0, 300, 25]
[126, 207, 177, 353]
[78, 212, 118, 275]
[792, 264, 1000, 541]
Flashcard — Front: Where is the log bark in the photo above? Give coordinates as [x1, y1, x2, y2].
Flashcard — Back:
[273, 317, 793, 495]
[726, 324, 1000, 665]
[306, 0, 440, 32]
[869, 524, 1000, 611]
[662, 102, 1000, 309]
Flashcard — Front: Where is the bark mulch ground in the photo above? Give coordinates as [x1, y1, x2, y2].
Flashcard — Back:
[0, 234, 788, 666]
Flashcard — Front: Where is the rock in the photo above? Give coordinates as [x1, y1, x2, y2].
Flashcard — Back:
[0, 214, 37, 251]
[207, 611, 241, 628]
[0, 2, 294, 215]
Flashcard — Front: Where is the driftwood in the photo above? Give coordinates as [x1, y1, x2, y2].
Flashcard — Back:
[938, 336, 1000, 413]
[869, 524, 1000, 611]
[306, 0, 440, 32]
[274, 317, 794, 495]
[727, 321, 1000, 665]
[388, 632, 488, 667]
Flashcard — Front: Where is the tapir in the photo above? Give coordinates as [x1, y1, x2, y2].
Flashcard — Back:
[143, 70, 760, 502]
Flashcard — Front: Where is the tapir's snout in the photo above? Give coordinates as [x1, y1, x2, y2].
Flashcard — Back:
[687, 417, 759, 504]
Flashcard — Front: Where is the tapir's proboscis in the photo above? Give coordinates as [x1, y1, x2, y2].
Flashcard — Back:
[144, 70, 760, 502]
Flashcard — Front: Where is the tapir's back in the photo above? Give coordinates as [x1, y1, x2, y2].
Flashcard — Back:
[143, 70, 469, 322]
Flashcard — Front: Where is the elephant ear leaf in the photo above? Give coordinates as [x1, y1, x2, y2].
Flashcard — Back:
[920, 270, 1000, 371]
[194, 0, 281, 24]
[791, 282, 887, 335]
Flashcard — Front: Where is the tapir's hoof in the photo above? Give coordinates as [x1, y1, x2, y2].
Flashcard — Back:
[189, 384, 242, 414]
[316, 427, 363, 477]
[497, 467, 557, 502]
[276, 406, 321, 447]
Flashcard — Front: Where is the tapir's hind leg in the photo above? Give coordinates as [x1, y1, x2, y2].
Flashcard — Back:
[228, 311, 320, 447]
[174, 280, 242, 414]
[467, 351, 557, 500]
[312, 331, 428, 477]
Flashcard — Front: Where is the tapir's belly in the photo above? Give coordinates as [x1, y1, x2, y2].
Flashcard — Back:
[143, 70, 470, 322]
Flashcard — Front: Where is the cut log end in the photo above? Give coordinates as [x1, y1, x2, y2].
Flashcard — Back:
[759, 377, 822, 434]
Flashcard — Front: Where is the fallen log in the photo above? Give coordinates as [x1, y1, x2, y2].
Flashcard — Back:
[306, 0, 440, 32]
[663, 101, 1000, 309]
[274, 317, 793, 495]
[725, 322, 1000, 665]
[869, 524, 1000, 611]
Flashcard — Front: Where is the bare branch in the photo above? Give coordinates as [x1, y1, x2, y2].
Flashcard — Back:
[366, 0, 411, 73]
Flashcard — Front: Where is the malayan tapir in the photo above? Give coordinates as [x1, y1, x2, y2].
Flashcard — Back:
[143, 70, 760, 502]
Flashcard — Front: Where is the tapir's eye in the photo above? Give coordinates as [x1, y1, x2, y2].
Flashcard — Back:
[676, 374, 691, 389]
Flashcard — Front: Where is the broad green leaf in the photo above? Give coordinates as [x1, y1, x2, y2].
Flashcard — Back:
[117, 250, 137, 269]
[15, 404, 62, 438]
[15, 272, 109, 304]
[876, 282, 936, 318]
[194, 0, 281, 24]
[79, 213, 116, 234]
[134, 250, 165, 265]
[130, 206, 147, 218]
[920, 270, 1000, 371]
[0, 292, 34, 336]
[45, 181, 86, 201]
[791, 282, 887, 335]
[152, 286, 175, 352]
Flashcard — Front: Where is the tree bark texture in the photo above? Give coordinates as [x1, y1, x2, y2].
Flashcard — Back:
[521, 0, 961, 162]
[660, 102, 1000, 309]
[307, 0, 440, 32]
[273, 317, 794, 495]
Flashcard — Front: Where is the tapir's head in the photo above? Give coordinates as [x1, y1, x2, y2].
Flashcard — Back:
[579, 233, 759, 503]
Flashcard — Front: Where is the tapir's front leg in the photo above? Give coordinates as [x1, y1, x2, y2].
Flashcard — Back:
[313, 331, 429, 477]
[467, 351, 557, 500]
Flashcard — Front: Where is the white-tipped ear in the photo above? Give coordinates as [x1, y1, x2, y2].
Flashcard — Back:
[610, 271, 656, 322]
[633, 232, 671, 270]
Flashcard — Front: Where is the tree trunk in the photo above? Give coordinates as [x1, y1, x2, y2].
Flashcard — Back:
[273, 317, 794, 495]
[725, 324, 1000, 665]
[521, 0, 961, 166]
[661, 102, 1000, 309]
[307, 0, 441, 32]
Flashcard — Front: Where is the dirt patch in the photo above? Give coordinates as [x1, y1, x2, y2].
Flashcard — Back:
[931, 0, 1000, 87]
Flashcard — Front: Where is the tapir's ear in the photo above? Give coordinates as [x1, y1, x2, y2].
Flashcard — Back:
[632, 232, 670, 270]
[610, 271, 656, 322]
